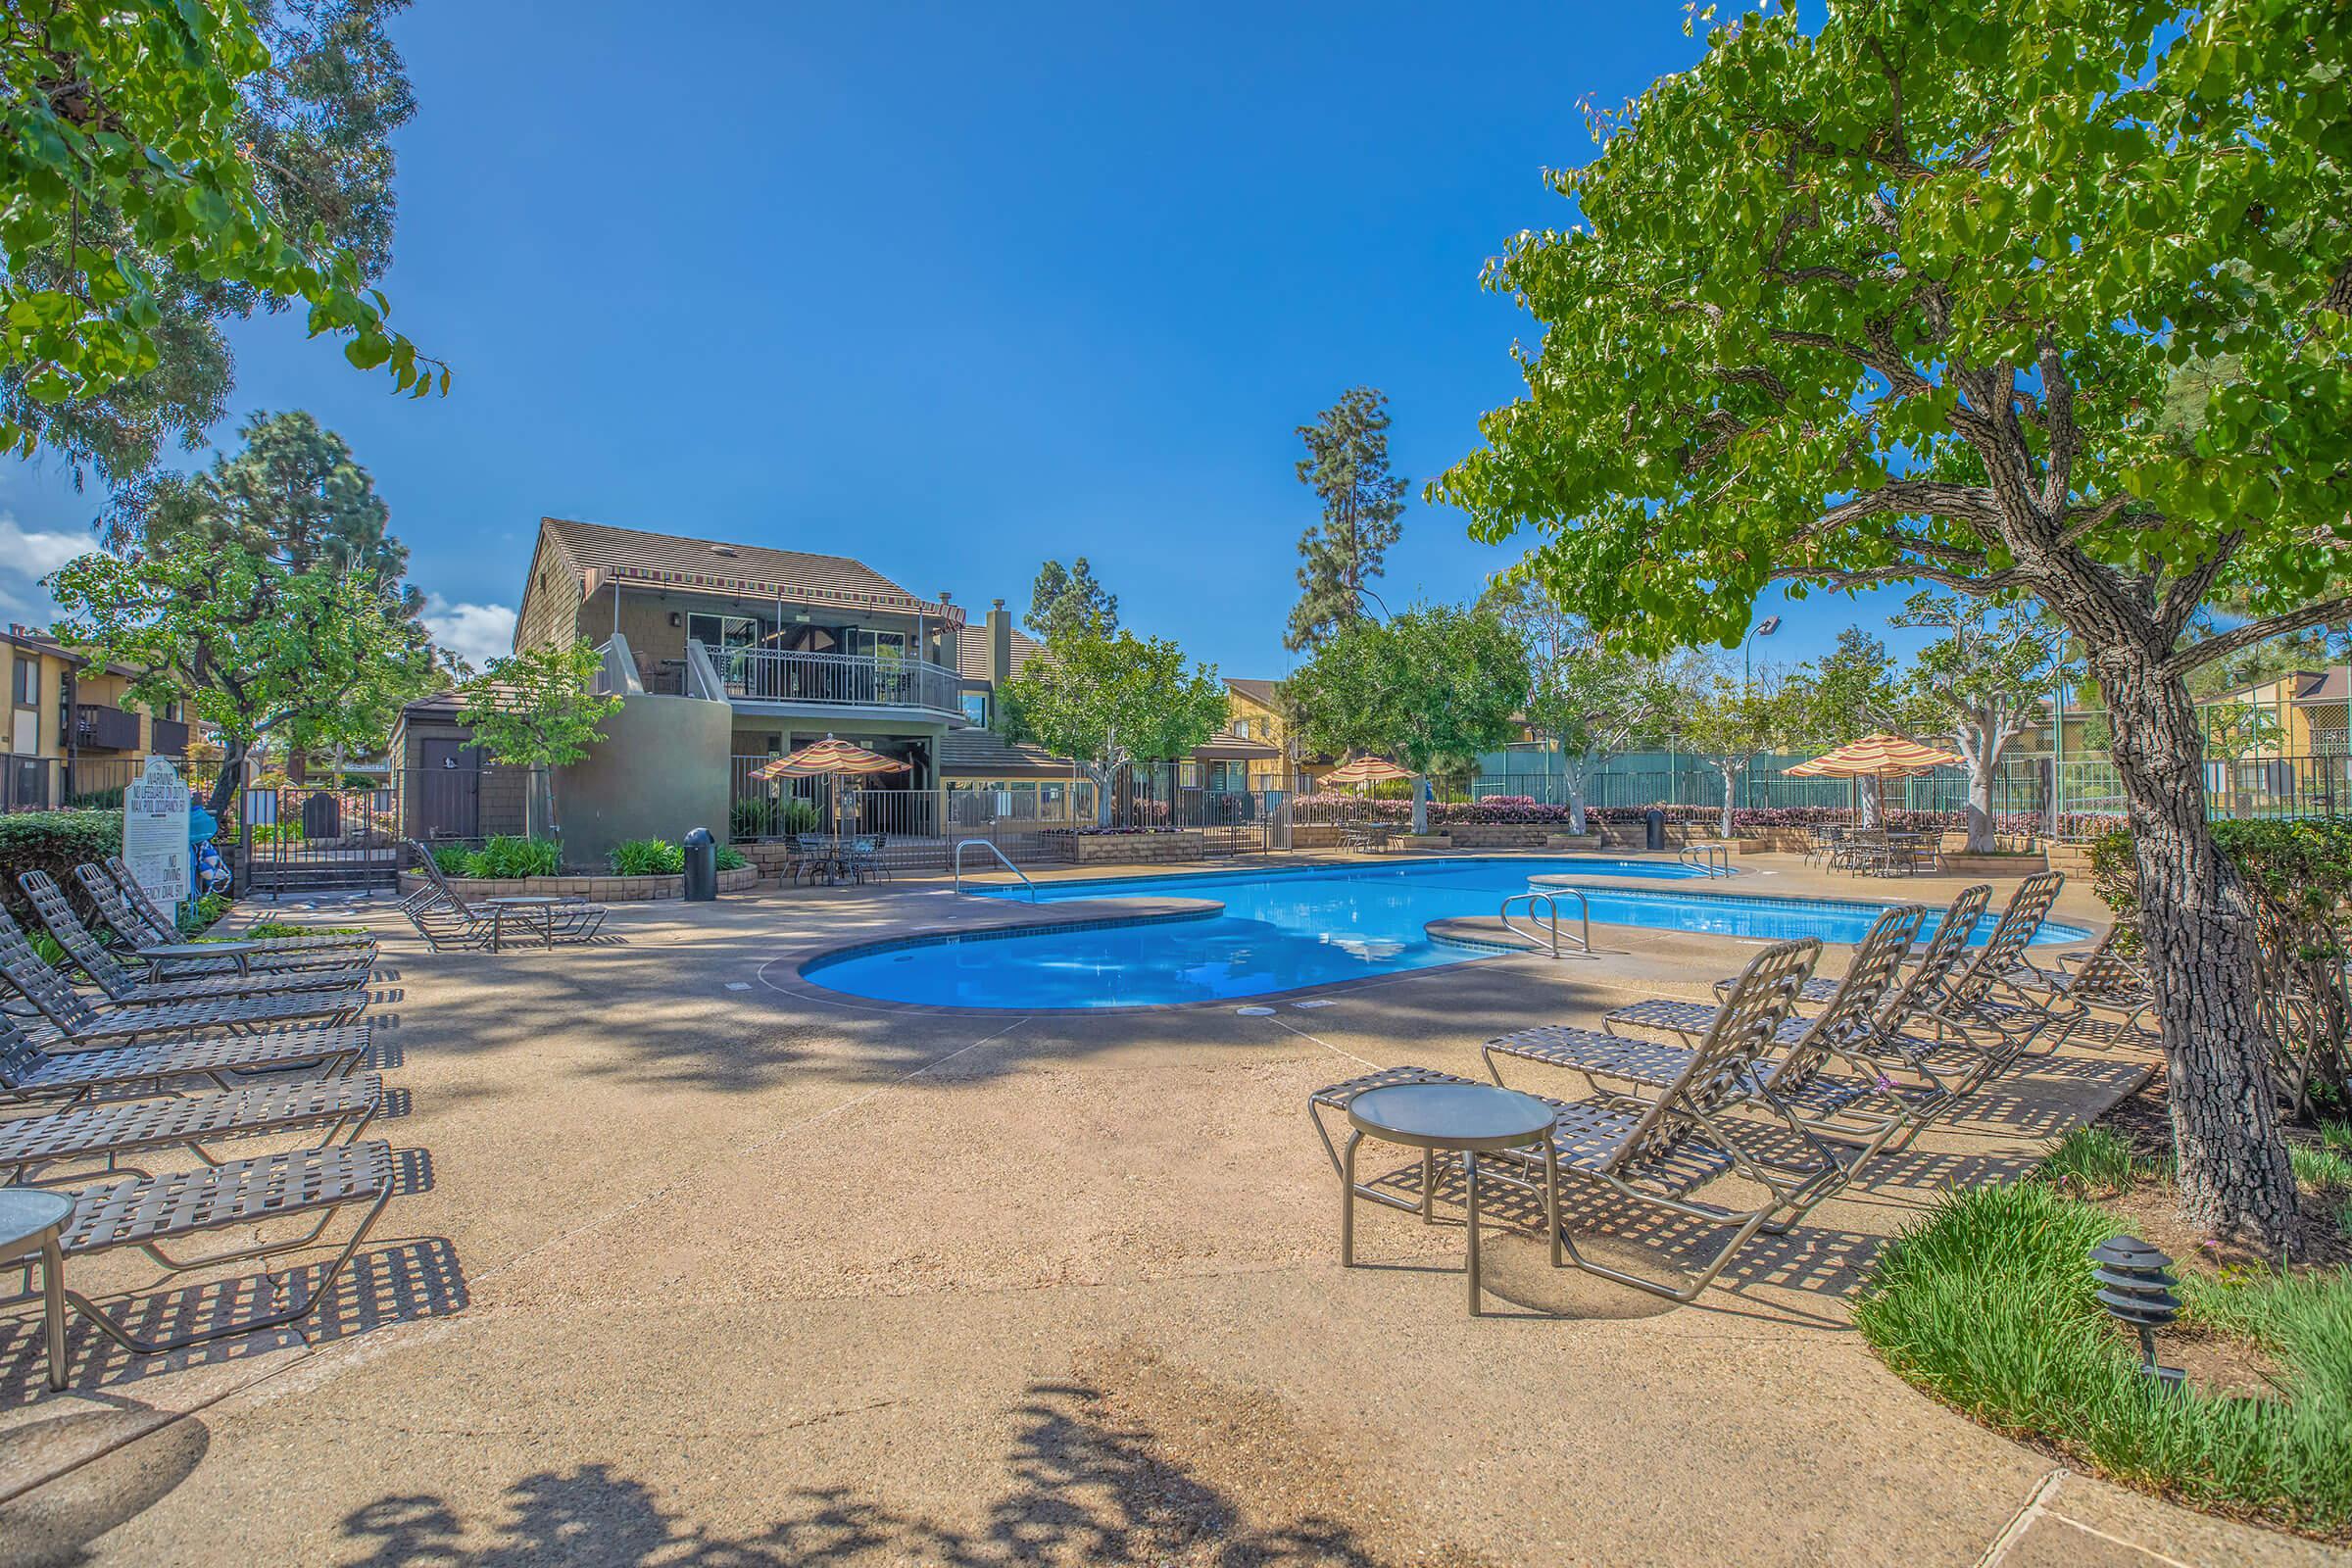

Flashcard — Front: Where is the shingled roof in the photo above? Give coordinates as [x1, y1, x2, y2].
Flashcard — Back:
[1225, 677, 1281, 707]
[536, 517, 957, 620]
[956, 623, 1051, 682]
[936, 727, 1075, 778]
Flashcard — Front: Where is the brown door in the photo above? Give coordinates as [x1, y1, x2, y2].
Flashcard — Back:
[419, 740, 481, 839]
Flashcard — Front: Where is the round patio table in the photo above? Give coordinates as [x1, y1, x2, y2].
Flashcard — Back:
[136, 940, 261, 977]
[1342, 1083, 1559, 1316]
[481, 896, 564, 952]
[0, 1188, 74, 1391]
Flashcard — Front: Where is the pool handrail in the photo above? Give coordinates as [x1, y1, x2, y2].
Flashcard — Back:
[1500, 888, 1592, 957]
[1679, 843, 1733, 877]
[954, 839, 1037, 902]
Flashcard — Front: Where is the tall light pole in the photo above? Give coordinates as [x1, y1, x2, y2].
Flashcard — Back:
[1742, 615, 1782, 808]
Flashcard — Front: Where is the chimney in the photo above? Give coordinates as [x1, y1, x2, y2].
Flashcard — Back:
[987, 598, 1012, 690]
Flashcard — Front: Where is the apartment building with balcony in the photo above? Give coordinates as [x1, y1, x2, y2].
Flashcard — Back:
[3, 624, 189, 810]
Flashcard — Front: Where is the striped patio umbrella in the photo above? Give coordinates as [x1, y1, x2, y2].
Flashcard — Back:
[1320, 755, 1415, 787]
[1785, 732, 1963, 779]
[754, 736, 910, 780]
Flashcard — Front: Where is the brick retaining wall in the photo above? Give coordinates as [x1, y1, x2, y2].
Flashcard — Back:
[398, 865, 758, 902]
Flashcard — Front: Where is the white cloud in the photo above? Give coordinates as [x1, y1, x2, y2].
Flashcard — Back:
[0, 513, 98, 631]
[424, 601, 517, 671]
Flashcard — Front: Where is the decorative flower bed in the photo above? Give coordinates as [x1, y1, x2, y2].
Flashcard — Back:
[397, 866, 758, 902]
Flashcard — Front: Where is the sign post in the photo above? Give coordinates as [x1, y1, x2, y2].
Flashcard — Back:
[123, 755, 193, 919]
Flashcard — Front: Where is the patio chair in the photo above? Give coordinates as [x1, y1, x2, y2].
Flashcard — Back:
[406, 841, 608, 941]
[19, 872, 371, 1004]
[1307, 938, 1833, 1303]
[77, 863, 375, 973]
[1493, 906, 1946, 1180]
[1, 1005, 371, 1111]
[30, 1139, 397, 1377]
[1714, 883, 1991, 1008]
[1, 1071, 382, 1184]
[860, 834, 893, 882]
[1879, 871, 2084, 1086]
[399, 887, 497, 953]
[2004, 922, 2154, 1047]
[0, 906, 368, 1048]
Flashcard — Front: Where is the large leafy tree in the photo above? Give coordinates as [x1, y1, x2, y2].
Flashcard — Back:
[1788, 625, 1924, 824]
[1281, 603, 1529, 778]
[1, 0, 440, 483]
[1024, 558, 1119, 646]
[47, 411, 440, 815]
[1894, 594, 2070, 851]
[1435, 0, 2352, 1246]
[1482, 575, 1670, 833]
[455, 642, 622, 842]
[997, 629, 1227, 821]
[1286, 387, 1406, 652]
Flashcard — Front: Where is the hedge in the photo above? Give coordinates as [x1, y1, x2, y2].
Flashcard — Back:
[0, 810, 123, 922]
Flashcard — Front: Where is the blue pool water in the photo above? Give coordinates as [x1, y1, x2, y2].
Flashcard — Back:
[798, 858, 2091, 1010]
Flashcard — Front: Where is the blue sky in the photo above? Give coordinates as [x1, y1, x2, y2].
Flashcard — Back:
[0, 1, 1930, 675]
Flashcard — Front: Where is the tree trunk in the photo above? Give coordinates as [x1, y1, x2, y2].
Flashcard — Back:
[205, 740, 244, 821]
[1962, 750, 1997, 854]
[2102, 657, 2298, 1247]
[1561, 742, 1587, 835]
[1718, 766, 1736, 838]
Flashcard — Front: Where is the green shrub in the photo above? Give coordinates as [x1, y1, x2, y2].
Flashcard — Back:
[1856, 1181, 2352, 1537]
[608, 838, 685, 876]
[428, 843, 471, 875]
[712, 845, 748, 872]
[730, 795, 820, 840]
[247, 822, 305, 846]
[0, 810, 123, 921]
[461, 836, 560, 879]
[2036, 1126, 2149, 1198]
[241, 921, 368, 939]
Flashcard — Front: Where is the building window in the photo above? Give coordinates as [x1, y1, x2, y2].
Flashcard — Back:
[10, 658, 34, 707]
[961, 692, 991, 727]
[687, 612, 764, 650]
[847, 627, 906, 660]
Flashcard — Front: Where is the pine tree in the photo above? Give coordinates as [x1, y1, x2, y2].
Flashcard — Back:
[1286, 387, 1405, 652]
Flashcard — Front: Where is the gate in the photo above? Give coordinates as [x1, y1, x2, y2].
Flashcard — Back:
[244, 778, 403, 895]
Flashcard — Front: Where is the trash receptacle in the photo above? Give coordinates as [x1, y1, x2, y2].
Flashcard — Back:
[1643, 808, 1666, 853]
[682, 827, 717, 901]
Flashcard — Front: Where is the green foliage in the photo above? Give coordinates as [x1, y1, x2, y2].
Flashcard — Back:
[456, 641, 621, 840]
[49, 413, 441, 817]
[1665, 657, 1804, 833]
[1894, 595, 2072, 850]
[0, 0, 444, 480]
[1788, 626, 1915, 750]
[457, 836, 559, 879]
[2037, 1127, 2155, 1199]
[1481, 575, 1670, 830]
[1856, 1182, 2352, 1537]
[608, 838, 684, 876]
[241, 921, 366, 939]
[428, 843, 471, 876]
[1287, 387, 1406, 652]
[456, 642, 619, 770]
[997, 629, 1228, 809]
[730, 795, 820, 840]
[711, 845, 748, 872]
[1281, 603, 1529, 776]
[0, 808, 122, 920]
[1025, 559, 1118, 645]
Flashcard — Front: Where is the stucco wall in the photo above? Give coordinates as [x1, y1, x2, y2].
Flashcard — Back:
[554, 693, 733, 871]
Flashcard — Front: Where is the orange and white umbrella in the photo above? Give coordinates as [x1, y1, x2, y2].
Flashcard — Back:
[754, 736, 909, 780]
[1785, 733, 1962, 779]
[1321, 755, 1416, 787]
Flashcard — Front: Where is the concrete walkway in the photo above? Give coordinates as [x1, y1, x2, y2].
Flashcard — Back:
[0, 854, 2338, 1566]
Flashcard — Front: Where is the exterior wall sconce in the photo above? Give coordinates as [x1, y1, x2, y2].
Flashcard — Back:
[2090, 1234, 2184, 1392]
[669, 612, 682, 627]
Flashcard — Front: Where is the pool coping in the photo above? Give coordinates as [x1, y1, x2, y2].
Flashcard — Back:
[758, 854, 2095, 1016]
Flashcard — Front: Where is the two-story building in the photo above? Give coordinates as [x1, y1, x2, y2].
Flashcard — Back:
[3, 624, 189, 810]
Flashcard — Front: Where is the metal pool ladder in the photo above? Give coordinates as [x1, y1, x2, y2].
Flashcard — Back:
[1679, 843, 1733, 877]
[1500, 889, 1592, 957]
[955, 839, 1037, 902]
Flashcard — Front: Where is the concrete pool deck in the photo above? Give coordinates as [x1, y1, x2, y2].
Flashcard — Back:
[0, 851, 2335, 1566]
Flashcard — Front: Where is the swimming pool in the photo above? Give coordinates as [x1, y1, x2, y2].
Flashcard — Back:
[796, 857, 2091, 1010]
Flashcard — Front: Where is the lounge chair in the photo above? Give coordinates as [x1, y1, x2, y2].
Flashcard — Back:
[1308, 938, 1835, 1302]
[0, 1071, 382, 1183]
[0, 906, 368, 1047]
[399, 887, 498, 952]
[75, 863, 375, 974]
[406, 843, 608, 942]
[26, 1139, 396, 1386]
[19, 872, 371, 1003]
[1, 1005, 371, 1110]
[1886, 871, 2084, 1079]
[1492, 906, 1948, 1179]
[2006, 922, 2154, 1047]
[1717, 884, 1991, 1007]
[101, 857, 377, 959]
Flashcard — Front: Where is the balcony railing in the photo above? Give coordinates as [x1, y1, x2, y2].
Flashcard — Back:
[73, 703, 141, 751]
[690, 642, 962, 715]
[148, 716, 189, 755]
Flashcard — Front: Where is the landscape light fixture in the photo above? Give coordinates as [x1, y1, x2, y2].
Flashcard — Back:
[2089, 1234, 2184, 1393]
